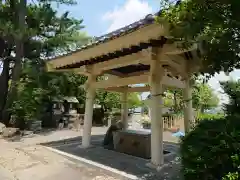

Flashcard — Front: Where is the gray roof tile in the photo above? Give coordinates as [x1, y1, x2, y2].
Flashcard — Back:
[44, 13, 156, 61]
[44, 0, 183, 61]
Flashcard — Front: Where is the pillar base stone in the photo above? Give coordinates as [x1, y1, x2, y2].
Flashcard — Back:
[146, 162, 167, 172]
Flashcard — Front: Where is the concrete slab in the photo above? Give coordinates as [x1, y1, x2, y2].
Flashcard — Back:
[45, 137, 182, 180]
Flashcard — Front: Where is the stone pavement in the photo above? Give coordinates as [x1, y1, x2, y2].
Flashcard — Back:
[13, 127, 108, 146]
[0, 143, 121, 180]
[0, 127, 123, 180]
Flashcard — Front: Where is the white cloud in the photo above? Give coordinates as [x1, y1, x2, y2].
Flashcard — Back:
[102, 0, 153, 32]
[208, 72, 230, 105]
[208, 70, 240, 105]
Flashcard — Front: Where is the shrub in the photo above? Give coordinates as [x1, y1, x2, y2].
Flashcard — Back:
[221, 81, 240, 117]
[195, 113, 225, 122]
[222, 154, 240, 180]
[180, 116, 240, 180]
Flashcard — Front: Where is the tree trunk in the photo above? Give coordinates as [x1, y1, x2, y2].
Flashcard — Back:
[0, 58, 10, 120]
[173, 91, 178, 112]
[2, 0, 26, 125]
[0, 43, 13, 120]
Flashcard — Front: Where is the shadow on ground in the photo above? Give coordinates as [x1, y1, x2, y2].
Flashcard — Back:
[42, 135, 182, 180]
[3, 128, 58, 142]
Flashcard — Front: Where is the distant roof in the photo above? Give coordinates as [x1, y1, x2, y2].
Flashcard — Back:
[146, 92, 170, 99]
[53, 96, 79, 103]
[133, 107, 142, 113]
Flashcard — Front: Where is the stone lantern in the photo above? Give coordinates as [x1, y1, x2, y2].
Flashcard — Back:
[52, 96, 79, 128]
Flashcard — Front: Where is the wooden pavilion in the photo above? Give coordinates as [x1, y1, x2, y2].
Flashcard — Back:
[45, 13, 202, 168]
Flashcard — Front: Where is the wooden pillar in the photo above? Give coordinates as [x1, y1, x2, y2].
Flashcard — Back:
[183, 76, 194, 134]
[82, 74, 96, 148]
[149, 47, 164, 167]
[121, 88, 128, 129]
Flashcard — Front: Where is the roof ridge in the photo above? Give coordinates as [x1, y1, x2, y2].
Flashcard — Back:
[44, 13, 156, 60]
[95, 13, 156, 41]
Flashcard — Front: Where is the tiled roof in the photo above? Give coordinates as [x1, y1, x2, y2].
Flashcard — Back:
[53, 96, 79, 103]
[44, 0, 182, 61]
[44, 13, 156, 61]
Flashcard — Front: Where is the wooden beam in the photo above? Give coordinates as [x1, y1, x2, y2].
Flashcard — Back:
[104, 84, 182, 93]
[93, 73, 149, 89]
[123, 70, 149, 77]
[47, 24, 164, 68]
[105, 86, 150, 92]
[108, 70, 125, 77]
[47, 44, 194, 75]
[92, 49, 151, 74]
[93, 72, 185, 89]
[47, 65, 90, 76]
[164, 44, 198, 55]
[160, 54, 187, 77]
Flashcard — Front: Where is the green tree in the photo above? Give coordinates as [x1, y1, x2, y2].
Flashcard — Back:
[159, 0, 240, 75]
[163, 82, 219, 113]
[95, 91, 142, 113]
[192, 82, 219, 112]
[128, 92, 142, 110]
[12, 59, 87, 122]
[0, 0, 90, 125]
[95, 90, 121, 112]
[221, 80, 240, 117]
[166, 89, 182, 111]
[2, 0, 27, 123]
[180, 80, 240, 180]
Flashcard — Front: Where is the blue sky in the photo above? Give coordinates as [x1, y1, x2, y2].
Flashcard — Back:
[56, 0, 160, 36]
